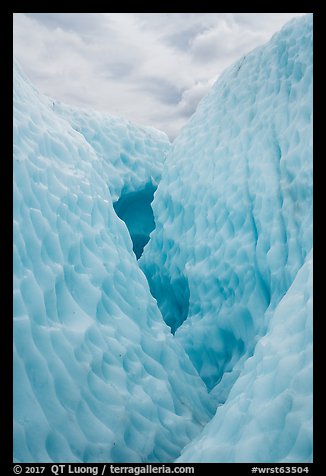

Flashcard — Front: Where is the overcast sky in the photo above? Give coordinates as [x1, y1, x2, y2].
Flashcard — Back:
[13, 13, 306, 140]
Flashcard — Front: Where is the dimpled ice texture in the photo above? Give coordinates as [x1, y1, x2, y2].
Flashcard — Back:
[14, 13, 312, 464]
[141, 13, 313, 462]
[140, 13, 312, 391]
[13, 61, 214, 463]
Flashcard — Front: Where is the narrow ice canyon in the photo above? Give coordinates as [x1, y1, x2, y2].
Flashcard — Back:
[13, 14, 312, 463]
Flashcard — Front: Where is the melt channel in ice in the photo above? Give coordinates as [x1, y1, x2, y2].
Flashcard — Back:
[140, 13, 313, 462]
[13, 60, 215, 463]
[13, 12, 313, 464]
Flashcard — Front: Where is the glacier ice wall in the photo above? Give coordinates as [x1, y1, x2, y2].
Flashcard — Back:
[52, 101, 169, 202]
[52, 101, 169, 260]
[178, 252, 312, 462]
[13, 62, 214, 463]
[13, 12, 313, 464]
[140, 13, 313, 393]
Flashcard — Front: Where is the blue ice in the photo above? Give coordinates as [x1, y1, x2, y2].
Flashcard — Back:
[14, 14, 312, 463]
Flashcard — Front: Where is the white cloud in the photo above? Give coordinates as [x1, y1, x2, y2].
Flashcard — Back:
[13, 12, 306, 140]
[177, 81, 213, 117]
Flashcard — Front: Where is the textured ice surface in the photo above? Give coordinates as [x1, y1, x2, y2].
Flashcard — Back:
[52, 102, 169, 260]
[52, 101, 169, 202]
[13, 62, 214, 463]
[52, 100, 169, 260]
[178, 253, 312, 462]
[140, 14, 313, 397]
[13, 13, 312, 464]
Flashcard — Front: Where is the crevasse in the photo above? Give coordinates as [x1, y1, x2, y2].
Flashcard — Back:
[13, 13, 312, 464]
[13, 61, 214, 464]
[140, 13, 312, 394]
[113, 182, 157, 259]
